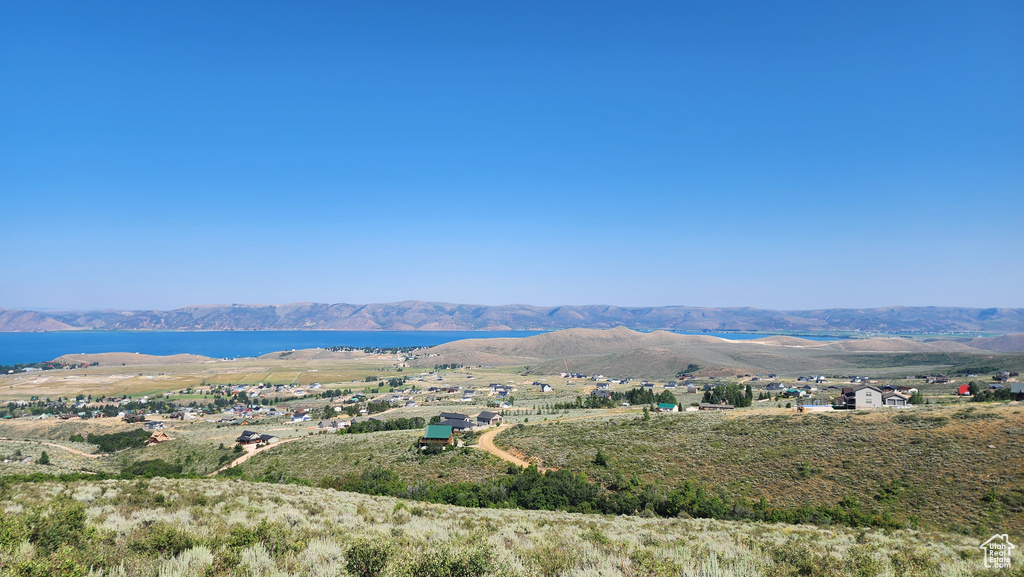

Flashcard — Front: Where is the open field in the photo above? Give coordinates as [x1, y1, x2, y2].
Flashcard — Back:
[0, 352, 406, 400]
[0, 477, 1006, 577]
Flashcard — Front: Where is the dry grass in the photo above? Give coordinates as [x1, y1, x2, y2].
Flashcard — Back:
[232, 428, 511, 485]
[0, 352, 406, 400]
[0, 477, 999, 576]
[496, 403, 1024, 536]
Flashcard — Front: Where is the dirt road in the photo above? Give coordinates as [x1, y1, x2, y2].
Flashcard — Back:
[473, 410, 632, 471]
[0, 438, 103, 459]
[207, 437, 302, 477]
[474, 426, 532, 468]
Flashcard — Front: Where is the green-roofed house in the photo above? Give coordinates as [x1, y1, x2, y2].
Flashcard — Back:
[419, 425, 454, 448]
[657, 403, 678, 413]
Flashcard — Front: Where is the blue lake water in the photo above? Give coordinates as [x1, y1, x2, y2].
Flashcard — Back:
[0, 330, 839, 366]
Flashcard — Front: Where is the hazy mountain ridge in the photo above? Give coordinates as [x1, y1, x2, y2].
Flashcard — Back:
[1, 301, 1023, 333]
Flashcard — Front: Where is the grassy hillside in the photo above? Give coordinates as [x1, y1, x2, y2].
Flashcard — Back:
[413, 328, 1024, 379]
[495, 403, 1024, 536]
[0, 477, 1000, 576]
[220, 428, 512, 484]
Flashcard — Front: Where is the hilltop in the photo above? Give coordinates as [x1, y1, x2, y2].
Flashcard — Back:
[2, 301, 1024, 332]
[413, 327, 1022, 378]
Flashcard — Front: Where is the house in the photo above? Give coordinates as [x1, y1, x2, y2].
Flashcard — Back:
[439, 412, 469, 422]
[592, 389, 613, 399]
[538, 384, 552, 393]
[143, 421, 165, 431]
[766, 383, 786, 392]
[686, 384, 697, 394]
[259, 434, 280, 444]
[796, 405, 833, 413]
[145, 431, 172, 445]
[957, 384, 971, 396]
[438, 418, 475, 432]
[318, 419, 349, 431]
[836, 385, 883, 409]
[882, 392, 910, 407]
[476, 411, 503, 427]
[698, 403, 734, 411]
[1010, 383, 1024, 400]
[657, 403, 678, 413]
[291, 414, 310, 422]
[419, 425, 454, 447]
[236, 430, 261, 444]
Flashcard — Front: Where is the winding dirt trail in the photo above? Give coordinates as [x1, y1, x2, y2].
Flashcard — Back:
[41, 442, 103, 459]
[473, 410, 633, 471]
[0, 438, 103, 459]
[475, 426, 532, 468]
[207, 437, 302, 477]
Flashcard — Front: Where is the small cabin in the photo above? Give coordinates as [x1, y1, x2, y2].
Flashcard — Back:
[419, 425, 454, 448]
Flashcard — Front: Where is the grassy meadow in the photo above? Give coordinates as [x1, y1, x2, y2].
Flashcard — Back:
[495, 403, 1024, 537]
[0, 477, 1009, 577]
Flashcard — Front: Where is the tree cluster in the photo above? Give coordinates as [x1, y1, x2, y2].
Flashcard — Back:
[701, 384, 753, 407]
[320, 466, 904, 530]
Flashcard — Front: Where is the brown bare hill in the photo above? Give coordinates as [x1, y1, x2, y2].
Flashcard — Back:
[818, 338, 981, 353]
[0, 309, 75, 332]
[746, 336, 829, 347]
[257, 349, 370, 361]
[54, 352, 212, 366]
[414, 328, 998, 378]
[966, 333, 1024, 352]
[424, 327, 734, 361]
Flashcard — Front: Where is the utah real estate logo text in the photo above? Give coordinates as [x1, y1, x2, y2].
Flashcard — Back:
[980, 534, 1015, 570]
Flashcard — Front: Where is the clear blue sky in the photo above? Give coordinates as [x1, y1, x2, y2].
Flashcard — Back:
[2, 1, 1022, 311]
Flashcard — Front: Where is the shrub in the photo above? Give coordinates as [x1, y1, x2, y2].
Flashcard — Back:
[37, 451, 50, 465]
[128, 522, 197, 556]
[28, 496, 88, 554]
[122, 459, 183, 478]
[346, 539, 392, 577]
[88, 429, 150, 452]
[411, 547, 492, 577]
[0, 510, 27, 551]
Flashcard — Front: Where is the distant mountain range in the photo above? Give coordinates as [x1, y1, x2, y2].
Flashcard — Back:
[1, 301, 1023, 333]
